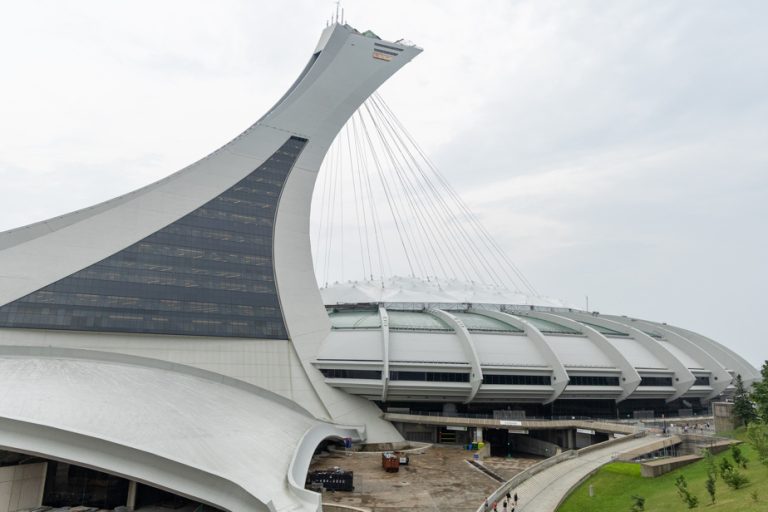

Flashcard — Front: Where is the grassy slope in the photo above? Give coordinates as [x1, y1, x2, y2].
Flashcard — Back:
[558, 437, 767, 512]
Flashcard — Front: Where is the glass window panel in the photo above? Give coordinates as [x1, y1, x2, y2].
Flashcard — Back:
[0, 137, 307, 339]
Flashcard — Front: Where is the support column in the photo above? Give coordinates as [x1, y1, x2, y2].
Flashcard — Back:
[127, 480, 137, 510]
[379, 306, 390, 402]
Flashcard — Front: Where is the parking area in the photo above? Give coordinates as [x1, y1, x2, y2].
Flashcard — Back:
[309, 445, 539, 511]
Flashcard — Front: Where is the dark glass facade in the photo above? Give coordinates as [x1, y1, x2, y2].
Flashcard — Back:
[389, 371, 470, 382]
[483, 374, 552, 385]
[0, 136, 307, 339]
[320, 369, 382, 379]
[639, 376, 674, 387]
[568, 375, 620, 386]
[694, 376, 710, 386]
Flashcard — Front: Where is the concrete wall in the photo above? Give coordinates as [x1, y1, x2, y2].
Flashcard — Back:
[0, 462, 46, 512]
[713, 402, 736, 433]
[510, 435, 561, 457]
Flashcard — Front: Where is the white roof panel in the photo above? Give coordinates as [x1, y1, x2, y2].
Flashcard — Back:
[389, 332, 466, 363]
[472, 333, 549, 367]
[317, 330, 383, 361]
[605, 337, 667, 370]
[546, 335, 615, 368]
[658, 341, 704, 370]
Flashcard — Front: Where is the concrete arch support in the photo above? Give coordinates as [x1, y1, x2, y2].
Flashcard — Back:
[379, 306, 391, 402]
[607, 317, 732, 400]
[521, 311, 642, 402]
[427, 309, 483, 403]
[470, 308, 568, 403]
[568, 313, 696, 402]
[646, 321, 759, 387]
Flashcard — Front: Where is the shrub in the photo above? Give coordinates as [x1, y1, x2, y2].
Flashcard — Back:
[630, 494, 645, 512]
[722, 467, 749, 490]
[719, 457, 733, 478]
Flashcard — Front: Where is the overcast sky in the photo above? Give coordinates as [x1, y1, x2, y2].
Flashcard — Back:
[0, 1, 766, 369]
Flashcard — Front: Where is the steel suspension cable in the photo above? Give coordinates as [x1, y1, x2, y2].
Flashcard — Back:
[356, 110, 418, 278]
[369, 95, 505, 286]
[361, 101, 446, 281]
[374, 93, 540, 295]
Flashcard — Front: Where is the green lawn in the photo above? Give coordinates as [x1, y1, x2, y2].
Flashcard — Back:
[558, 437, 767, 512]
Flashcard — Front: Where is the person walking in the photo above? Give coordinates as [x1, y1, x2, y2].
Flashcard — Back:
[514, 492, 519, 506]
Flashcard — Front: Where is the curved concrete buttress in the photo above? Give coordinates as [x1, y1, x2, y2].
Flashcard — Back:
[565, 313, 695, 402]
[0, 347, 366, 511]
[0, 418, 276, 512]
[605, 316, 732, 400]
[519, 311, 641, 402]
[427, 308, 483, 403]
[630, 319, 759, 388]
[469, 308, 568, 404]
[268, 25, 420, 441]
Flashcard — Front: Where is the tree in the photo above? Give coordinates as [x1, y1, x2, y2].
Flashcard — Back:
[705, 472, 716, 504]
[734, 374, 758, 425]
[747, 422, 768, 469]
[719, 457, 733, 478]
[703, 449, 717, 480]
[675, 475, 699, 509]
[752, 361, 768, 423]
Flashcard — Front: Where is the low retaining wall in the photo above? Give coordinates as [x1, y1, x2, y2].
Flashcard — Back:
[328, 441, 431, 456]
[641, 454, 702, 477]
[323, 503, 372, 512]
[679, 434, 738, 455]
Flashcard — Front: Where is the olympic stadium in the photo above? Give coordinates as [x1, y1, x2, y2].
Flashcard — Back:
[0, 19, 760, 512]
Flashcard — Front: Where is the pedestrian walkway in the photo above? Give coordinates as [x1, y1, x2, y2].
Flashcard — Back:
[512, 435, 666, 512]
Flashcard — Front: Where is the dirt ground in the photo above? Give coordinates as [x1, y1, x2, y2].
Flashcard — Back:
[309, 445, 541, 511]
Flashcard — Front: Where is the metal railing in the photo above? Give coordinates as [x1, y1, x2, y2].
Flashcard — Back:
[387, 409, 714, 423]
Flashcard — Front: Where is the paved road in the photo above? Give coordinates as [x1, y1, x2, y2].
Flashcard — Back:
[512, 436, 665, 512]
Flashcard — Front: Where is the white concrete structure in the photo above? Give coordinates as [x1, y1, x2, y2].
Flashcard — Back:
[0, 17, 759, 512]
[0, 23, 421, 511]
[316, 278, 760, 406]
